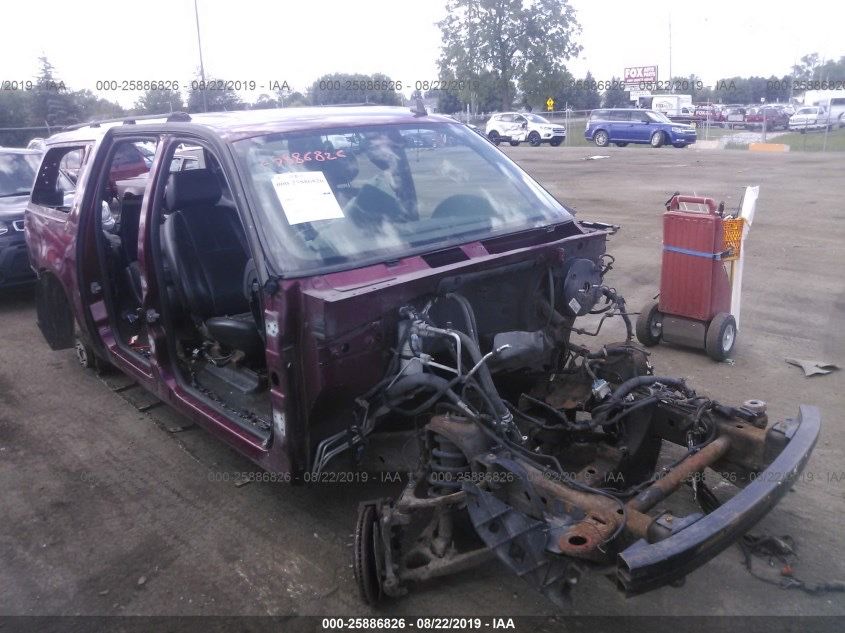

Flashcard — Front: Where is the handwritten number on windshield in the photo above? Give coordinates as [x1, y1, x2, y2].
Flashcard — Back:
[266, 149, 347, 167]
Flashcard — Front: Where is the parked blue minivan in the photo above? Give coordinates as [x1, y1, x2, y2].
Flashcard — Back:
[584, 109, 697, 148]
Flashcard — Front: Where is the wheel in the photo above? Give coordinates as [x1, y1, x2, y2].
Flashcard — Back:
[74, 330, 113, 373]
[509, 139, 521, 146]
[672, 143, 687, 148]
[550, 138, 563, 146]
[650, 131, 665, 148]
[594, 130, 609, 147]
[487, 130, 501, 146]
[75, 335, 96, 370]
[615, 142, 628, 147]
[527, 131, 542, 147]
[635, 300, 663, 347]
[354, 502, 385, 606]
[705, 313, 737, 361]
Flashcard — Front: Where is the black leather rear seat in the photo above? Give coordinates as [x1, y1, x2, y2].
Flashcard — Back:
[161, 170, 264, 363]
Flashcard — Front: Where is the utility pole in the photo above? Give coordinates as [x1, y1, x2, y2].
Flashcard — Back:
[194, 0, 208, 112]
[668, 12, 673, 92]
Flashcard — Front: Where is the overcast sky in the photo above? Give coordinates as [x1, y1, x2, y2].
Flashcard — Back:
[2, 0, 843, 108]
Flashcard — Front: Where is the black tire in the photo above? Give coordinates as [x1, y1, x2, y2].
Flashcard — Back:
[705, 313, 737, 361]
[594, 130, 609, 147]
[527, 131, 542, 147]
[615, 142, 628, 147]
[509, 139, 521, 146]
[354, 502, 385, 606]
[488, 130, 501, 146]
[650, 131, 665, 148]
[673, 142, 687, 148]
[635, 300, 663, 347]
[550, 138, 563, 146]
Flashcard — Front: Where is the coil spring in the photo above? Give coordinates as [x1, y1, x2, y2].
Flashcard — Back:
[427, 433, 470, 497]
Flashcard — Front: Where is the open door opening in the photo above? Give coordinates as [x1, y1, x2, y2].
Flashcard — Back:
[152, 142, 272, 439]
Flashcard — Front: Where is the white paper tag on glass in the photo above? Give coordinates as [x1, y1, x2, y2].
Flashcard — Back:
[568, 297, 581, 314]
[271, 171, 344, 225]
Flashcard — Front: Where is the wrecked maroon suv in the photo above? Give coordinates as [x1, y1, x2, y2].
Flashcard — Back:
[25, 106, 819, 606]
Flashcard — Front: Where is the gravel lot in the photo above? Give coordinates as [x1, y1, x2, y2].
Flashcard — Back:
[1, 146, 842, 617]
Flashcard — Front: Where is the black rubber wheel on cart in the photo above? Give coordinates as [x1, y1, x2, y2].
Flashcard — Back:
[354, 502, 385, 606]
[635, 300, 663, 347]
[705, 312, 737, 361]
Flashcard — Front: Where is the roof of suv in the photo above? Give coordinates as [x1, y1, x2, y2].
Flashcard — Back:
[0, 147, 42, 155]
[45, 106, 457, 145]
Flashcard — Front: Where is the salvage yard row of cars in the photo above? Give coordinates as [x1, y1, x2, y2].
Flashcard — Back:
[0, 103, 820, 608]
[695, 102, 845, 131]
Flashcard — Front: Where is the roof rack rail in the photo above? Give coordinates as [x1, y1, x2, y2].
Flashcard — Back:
[62, 112, 192, 131]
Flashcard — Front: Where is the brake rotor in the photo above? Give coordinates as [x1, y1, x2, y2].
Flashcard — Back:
[353, 502, 385, 606]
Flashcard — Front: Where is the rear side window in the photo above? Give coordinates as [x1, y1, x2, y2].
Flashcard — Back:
[611, 111, 632, 122]
[589, 110, 608, 121]
[31, 146, 88, 211]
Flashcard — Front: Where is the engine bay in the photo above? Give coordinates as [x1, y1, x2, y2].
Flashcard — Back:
[323, 244, 817, 606]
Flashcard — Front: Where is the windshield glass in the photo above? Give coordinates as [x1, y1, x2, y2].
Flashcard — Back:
[525, 114, 551, 124]
[233, 122, 573, 274]
[796, 108, 815, 115]
[645, 111, 672, 123]
[0, 152, 40, 197]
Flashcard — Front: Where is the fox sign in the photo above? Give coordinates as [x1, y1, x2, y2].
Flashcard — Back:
[624, 66, 658, 86]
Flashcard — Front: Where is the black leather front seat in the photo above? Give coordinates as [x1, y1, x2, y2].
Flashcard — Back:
[161, 170, 264, 363]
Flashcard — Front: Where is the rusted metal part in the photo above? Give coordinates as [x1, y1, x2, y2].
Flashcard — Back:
[618, 405, 821, 595]
[503, 459, 658, 551]
[397, 547, 495, 583]
[627, 436, 731, 513]
[491, 459, 622, 558]
[538, 373, 592, 410]
[426, 414, 493, 462]
[713, 419, 767, 473]
[396, 487, 466, 511]
[555, 515, 613, 555]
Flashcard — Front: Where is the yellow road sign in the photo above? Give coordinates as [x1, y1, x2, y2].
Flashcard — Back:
[546, 97, 555, 111]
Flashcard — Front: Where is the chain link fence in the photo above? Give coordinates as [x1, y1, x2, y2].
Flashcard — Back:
[455, 108, 844, 152]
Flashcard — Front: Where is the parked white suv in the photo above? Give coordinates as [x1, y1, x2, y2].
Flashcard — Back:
[485, 112, 566, 147]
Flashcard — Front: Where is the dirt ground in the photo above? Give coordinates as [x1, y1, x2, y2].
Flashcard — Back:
[1, 146, 843, 618]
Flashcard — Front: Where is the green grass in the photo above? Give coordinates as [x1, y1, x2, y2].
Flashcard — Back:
[772, 126, 845, 152]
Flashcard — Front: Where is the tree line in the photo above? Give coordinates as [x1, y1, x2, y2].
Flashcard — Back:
[2, 1, 844, 146]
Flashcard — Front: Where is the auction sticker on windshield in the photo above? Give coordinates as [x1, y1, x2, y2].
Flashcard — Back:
[271, 171, 345, 225]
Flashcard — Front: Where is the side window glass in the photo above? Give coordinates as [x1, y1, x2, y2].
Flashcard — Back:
[99, 139, 159, 246]
[32, 146, 87, 211]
